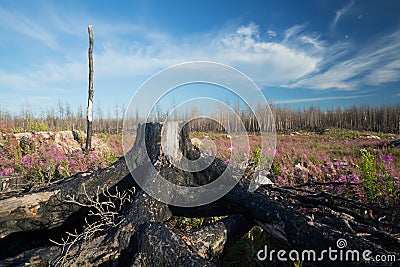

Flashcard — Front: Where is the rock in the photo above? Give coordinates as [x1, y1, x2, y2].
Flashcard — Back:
[35, 131, 52, 139]
[54, 131, 82, 152]
[3, 131, 108, 154]
[91, 136, 109, 151]
[14, 132, 33, 141]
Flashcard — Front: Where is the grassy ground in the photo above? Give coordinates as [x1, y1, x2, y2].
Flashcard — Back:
[190, 129, 399, 204]
[0, 132, 123, 184]
[0, 128, 398, 265]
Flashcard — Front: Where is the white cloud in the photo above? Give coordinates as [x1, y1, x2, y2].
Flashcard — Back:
[0, 60, 86, 95]
[290, 29, 400, 90]
[236, 23, 259, 37]
[78, 23, 321, 87]
[274, 94, 371, 105]
[366, 61, 400, 86]
[288, 58, 360, 90]
[301, 36, 323, 50]
[212, 24, 320, 84]
[0, 21, 325, 115]
[283, 24, 306, 43]
[267, 30, 276, 38]
[333, 0, 354, 28]
[1, 2, 400, 114]
[0, 6, 60, 50]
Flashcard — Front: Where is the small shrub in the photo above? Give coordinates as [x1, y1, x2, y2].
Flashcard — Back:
[25, 119, 50, 132]
[359, 149, 379, 200]
[252, 147, 261, 165]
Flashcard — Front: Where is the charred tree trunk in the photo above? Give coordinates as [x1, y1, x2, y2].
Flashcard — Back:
[85, 24, 94, 151]
[0, 122, 399, 266]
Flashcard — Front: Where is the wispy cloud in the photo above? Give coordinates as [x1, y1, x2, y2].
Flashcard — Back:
[76, 22, 321, 86]
[267, 30, 276, 38]
[274, 94, 371, 105]
[1, 0, 399, 114]
[212, 23, 320, 84]
[290, 29, 400, 90]
[283, 24, 307, 43]
[332, 0, 354, 28]
[0, 61, 86, 92]
[300, 35, 323, 50]
[3, 18, 400, 97]
[0, 6, 60, 50]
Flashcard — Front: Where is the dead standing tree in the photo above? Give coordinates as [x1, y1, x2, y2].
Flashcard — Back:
[0, 122, 399, 266]
[85, 24, 94, 151]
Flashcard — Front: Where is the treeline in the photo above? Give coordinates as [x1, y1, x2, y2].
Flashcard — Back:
[1, 103, 399, 134]
[272, 104, 400, 133]
[151, 103, 400, 134]
[0, 102, 125, 134]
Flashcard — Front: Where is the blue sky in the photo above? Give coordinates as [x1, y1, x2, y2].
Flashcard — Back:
[0, 0, 399, 116]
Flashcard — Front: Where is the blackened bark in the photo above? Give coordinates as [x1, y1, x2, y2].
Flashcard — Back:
[85, 24, 94, 151]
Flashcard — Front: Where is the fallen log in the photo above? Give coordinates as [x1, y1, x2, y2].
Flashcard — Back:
[0, 122, 399, 266]
[0, 156, 135, 238]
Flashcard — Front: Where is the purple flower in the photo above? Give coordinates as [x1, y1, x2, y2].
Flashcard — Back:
[338, 174, 347, 182]
[55, 155, 65, 164]
[22, 154, 33, 168]
[336, 188, 344, 195]
[225, 159, 230, 163]
[382, 154, 394, 164]
[350, 176, 359, 183]
[0, 167, 14, 176]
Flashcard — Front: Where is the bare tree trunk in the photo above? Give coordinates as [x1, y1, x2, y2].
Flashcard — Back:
[85, 24, 94, 151]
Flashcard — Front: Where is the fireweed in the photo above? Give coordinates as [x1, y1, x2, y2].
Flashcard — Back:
[189, 130, 399, 204]
[1, 130, 398, 203]
[0, 133, 123, 184]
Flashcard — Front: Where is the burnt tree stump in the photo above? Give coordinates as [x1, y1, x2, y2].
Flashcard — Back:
[0, 122, 399, 266]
